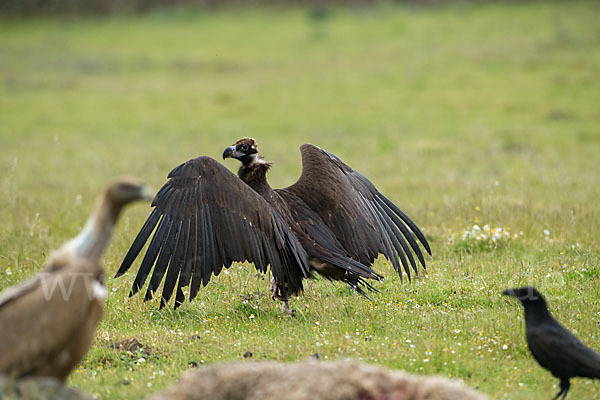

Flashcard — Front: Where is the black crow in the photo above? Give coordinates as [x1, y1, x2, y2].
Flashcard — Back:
[116, 138, 431, 313]
[503, 286, 600, 399]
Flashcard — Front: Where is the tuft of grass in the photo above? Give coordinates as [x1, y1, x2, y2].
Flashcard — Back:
[1, 2, 600, 399]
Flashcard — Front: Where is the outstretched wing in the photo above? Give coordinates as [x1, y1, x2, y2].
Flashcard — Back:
[115, 156, 309, 309]
[284, 144, 431, 280]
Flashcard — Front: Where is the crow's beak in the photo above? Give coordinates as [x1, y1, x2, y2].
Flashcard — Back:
[502, 288, 514, 297]
[223, 146, 235, 160]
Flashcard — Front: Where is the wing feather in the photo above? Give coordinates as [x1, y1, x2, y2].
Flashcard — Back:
[130, 214, 171, 296]
[285, 144, 430, 279]
[373, 199, 419, 274]
[377, 192, 432, 256]
[372, 200, 413, 278]
[115, 208, 161, 278]
[144, 218, 177, 300]
[200, 203, 213, 287]
[379, 196, 425, 268]
[175, 216, 196, 307]
[116, 156, 309, 308]
[207, 207, 223, 278]
[159, 220, 189, 309]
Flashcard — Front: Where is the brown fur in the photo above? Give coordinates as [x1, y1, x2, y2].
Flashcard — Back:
[151, 360, 488, 400]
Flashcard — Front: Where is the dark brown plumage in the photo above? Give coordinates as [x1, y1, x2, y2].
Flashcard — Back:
[0, 177, 152, 381]
[116, 139, 431, 313]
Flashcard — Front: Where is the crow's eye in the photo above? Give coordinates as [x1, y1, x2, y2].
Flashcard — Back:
[240, 144, 250, 152]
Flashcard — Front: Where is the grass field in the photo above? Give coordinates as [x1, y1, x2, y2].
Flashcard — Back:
[1, 1, 600, 399]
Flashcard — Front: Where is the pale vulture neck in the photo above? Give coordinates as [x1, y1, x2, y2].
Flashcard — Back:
[62, 193, 121, 263]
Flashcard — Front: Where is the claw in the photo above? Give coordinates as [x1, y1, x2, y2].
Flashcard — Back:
[282, 301, 296, 317]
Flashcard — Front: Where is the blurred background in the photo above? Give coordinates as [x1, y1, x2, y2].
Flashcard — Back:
[0, 1, 599, 398]
[1, 0, 598, 235]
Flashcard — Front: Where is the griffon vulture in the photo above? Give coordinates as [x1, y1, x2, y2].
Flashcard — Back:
[0, 177, 152, 381]
[116, 138, 431, 313]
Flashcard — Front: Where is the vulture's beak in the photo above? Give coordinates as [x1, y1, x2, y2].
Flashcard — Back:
[223, 146, 235, 159]
[223, 146, 244, 160]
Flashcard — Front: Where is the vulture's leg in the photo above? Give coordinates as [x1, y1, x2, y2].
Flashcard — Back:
[280, 299, 295, 316]
[269, 278, 295, 316]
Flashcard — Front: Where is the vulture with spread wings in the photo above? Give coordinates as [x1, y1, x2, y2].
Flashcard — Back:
[116, 138, 431, 314]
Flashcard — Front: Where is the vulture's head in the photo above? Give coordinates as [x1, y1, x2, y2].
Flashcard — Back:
[223, 138, 260, 167]
[104, 176, 154, 210]
[58, 176, 153, 263]
[502, 286, 547, 308]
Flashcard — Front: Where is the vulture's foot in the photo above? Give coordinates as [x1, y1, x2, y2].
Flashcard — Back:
[281, 300, 296, 317]
[270, 278, 295, 316]
[269, 278, 286, 301]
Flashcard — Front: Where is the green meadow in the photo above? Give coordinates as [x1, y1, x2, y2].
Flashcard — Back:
[1, 1, 599, 398]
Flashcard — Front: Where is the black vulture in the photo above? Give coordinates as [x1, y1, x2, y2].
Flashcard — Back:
[0, 177, 152, 381]
[116, 138, 431, 313]
[503, 287, 600, 400]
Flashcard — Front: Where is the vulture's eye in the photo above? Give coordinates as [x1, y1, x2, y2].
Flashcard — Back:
[240, 144, 250, 152]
